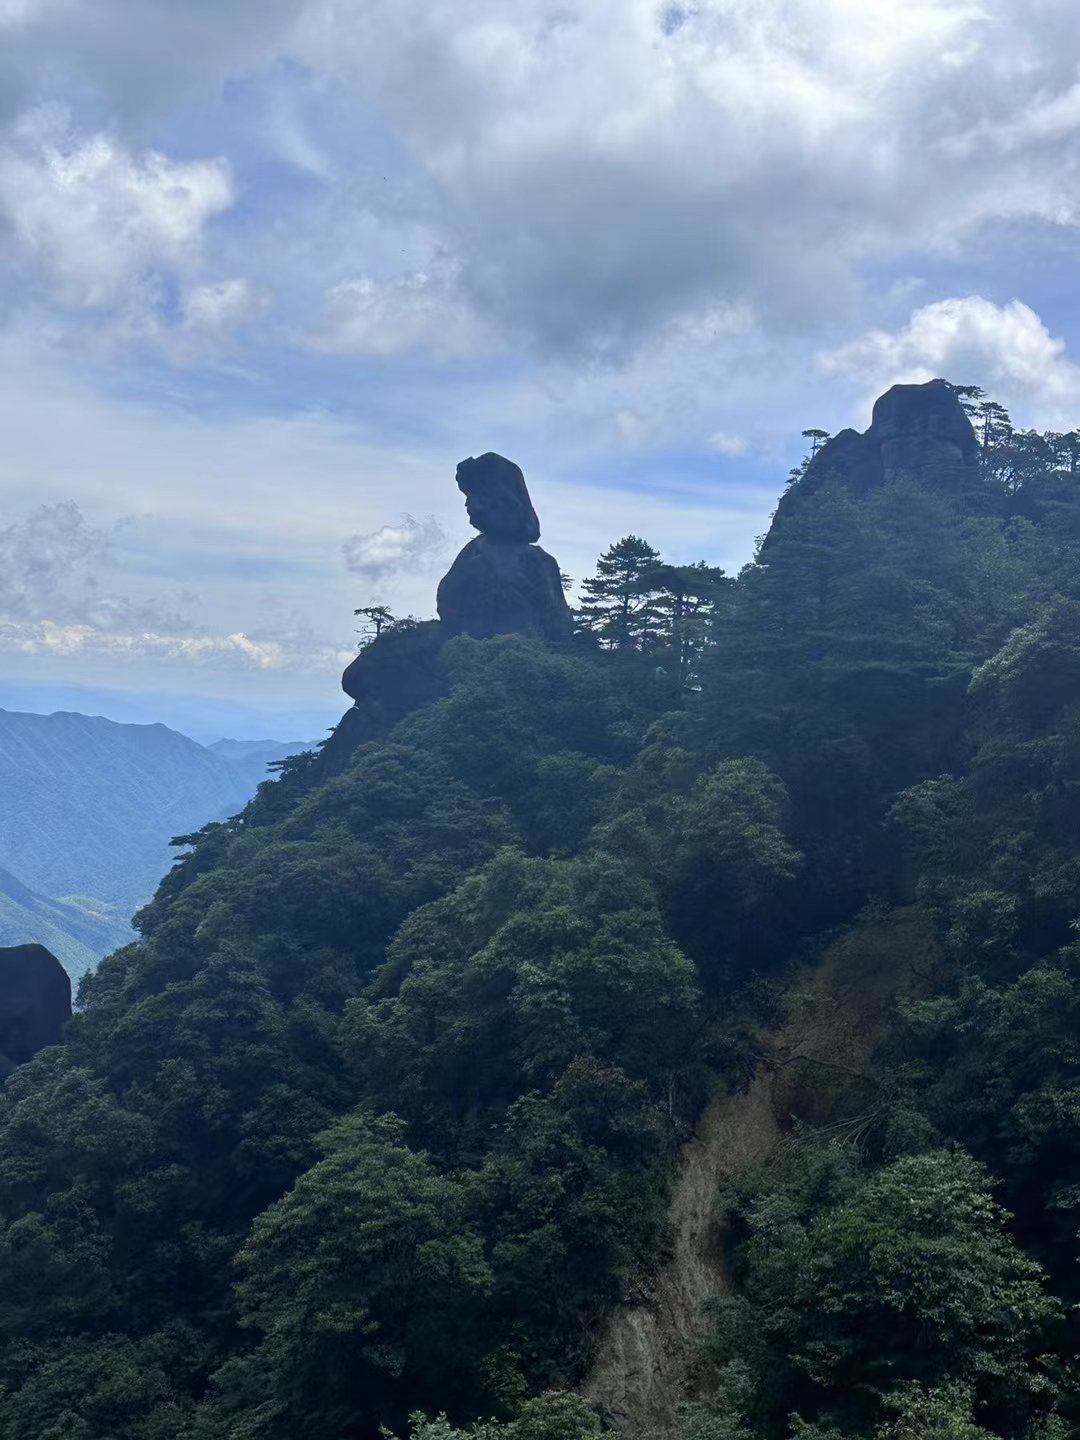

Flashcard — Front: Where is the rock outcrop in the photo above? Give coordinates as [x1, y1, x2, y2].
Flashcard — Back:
[317, 452, 571, 779]
[764, 378, 981, 549]
[454, 451, 541, 543]
[437, 453, 573, 642]
[0, 943, 71, 1077]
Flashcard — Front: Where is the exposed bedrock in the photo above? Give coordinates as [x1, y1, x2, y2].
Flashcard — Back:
[764, 378, 982, 549]
[0, 943, 71, 1077]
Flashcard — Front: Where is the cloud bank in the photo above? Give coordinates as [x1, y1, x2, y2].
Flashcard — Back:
[0, 502, 351, 672]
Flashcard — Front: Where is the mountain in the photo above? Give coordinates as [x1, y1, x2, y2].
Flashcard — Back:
[0, 865, 131, 980]
[0, 709, 315, 952]
[3, 385, 1080, 1440]
[206, 737, 312, 771]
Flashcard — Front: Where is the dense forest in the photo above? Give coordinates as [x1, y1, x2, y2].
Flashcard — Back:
[3, 379, 1080, 1440]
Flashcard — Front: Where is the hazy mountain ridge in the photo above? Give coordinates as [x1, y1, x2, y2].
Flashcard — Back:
[0, 710, 314, 966]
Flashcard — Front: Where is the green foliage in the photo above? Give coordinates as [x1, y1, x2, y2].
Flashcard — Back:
[408, 1391, 608, 1440]
[214, 1113, 491, 1437]
[350, 849, 699, 1147]
[707, 1144, 1057, 1437]
[5, 384, 1080, 1439]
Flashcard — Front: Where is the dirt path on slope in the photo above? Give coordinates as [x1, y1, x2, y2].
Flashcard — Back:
[581, 909, 939, 1436]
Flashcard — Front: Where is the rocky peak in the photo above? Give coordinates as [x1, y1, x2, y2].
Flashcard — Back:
[437, 453, 572, 642]
[763, 378, 981, 549]
[320, 452, 572, 778]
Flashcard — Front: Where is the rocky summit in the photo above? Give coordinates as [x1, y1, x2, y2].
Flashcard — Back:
[319, 451, 572, 777]
[765, 377, 982, 548]
[438, 452, 572, 641]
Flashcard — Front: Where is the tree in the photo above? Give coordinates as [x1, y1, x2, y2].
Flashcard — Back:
[216, 1113, 492, 1436]
[708, 1146, 1058, 1437]
[802, 429, 831, 458]
[576, 536, 662, 651]
[648, 561, 730, 684]
[355, 604, 396, 642]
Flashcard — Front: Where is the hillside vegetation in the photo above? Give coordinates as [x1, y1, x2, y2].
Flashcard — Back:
[2, 384, 1080, 1440]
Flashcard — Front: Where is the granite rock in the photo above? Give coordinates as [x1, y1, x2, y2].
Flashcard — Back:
[0, 943, 71, 1075]
[764, 379, 981, 550]
[437, 535, 573, 641]
[456, 452, 541, 543]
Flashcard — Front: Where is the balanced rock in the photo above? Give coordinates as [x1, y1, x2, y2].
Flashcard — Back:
[764, 379, 981, 549]
[0, 943, 71, 1075]
[437, 453, 572, 641]
[319, 452, 572, 780]
[456, 453, 541, 543]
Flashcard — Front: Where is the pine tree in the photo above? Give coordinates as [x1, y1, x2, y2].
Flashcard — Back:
[649, 560, 730, 684]
[576, 535, 662, 650]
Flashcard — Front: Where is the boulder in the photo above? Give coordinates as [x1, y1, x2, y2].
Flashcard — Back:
[437, 535, 573, 641]
[438, 452, 572, 640]
[456, 452, 541, 543]
[0, 943, 70, 1073]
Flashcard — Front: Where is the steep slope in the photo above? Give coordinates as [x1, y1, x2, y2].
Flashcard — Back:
[0, 709, 309, 918]
[583, 909, 939, 1434]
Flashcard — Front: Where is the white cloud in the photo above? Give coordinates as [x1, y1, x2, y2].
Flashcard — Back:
[343, 514, 450, 584]
[0, 619, 352, 670]
[820, 296, 1080, 428]
[0, 500, 352, 673]
[0, 501, 189, 632]
[0, 107, 233, 314]
[284, 0, 1080, 356]
[162, 277, 270, 363]
[1, 0, 1080, 370]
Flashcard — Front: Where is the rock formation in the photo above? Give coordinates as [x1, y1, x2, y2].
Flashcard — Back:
[764, 378, 981, 550]
[317, 452, 572, 779]
[437, 453, 573, 642]
[0, 943, 71, 1077]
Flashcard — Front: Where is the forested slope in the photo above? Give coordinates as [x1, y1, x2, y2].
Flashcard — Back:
[2, 381, 1080, 1440]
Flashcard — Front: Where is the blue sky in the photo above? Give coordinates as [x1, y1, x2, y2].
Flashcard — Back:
[2, 0, 1080, 738]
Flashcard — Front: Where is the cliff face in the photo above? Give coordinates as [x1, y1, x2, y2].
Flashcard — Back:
[764, 379, 981, 550]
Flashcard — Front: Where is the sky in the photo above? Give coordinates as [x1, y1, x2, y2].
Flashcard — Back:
[2, 0, 1080, 739]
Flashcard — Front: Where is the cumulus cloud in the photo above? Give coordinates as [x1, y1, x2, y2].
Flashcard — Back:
[0, 106, 233, 328]
[285, 0, 1080, 357]
[2, 0, 1080, 368]
[820, 296, 1080, 428]
[343, 514, 451, 584]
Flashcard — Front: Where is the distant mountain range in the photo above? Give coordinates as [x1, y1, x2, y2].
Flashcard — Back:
[0, 710, 315, 978]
